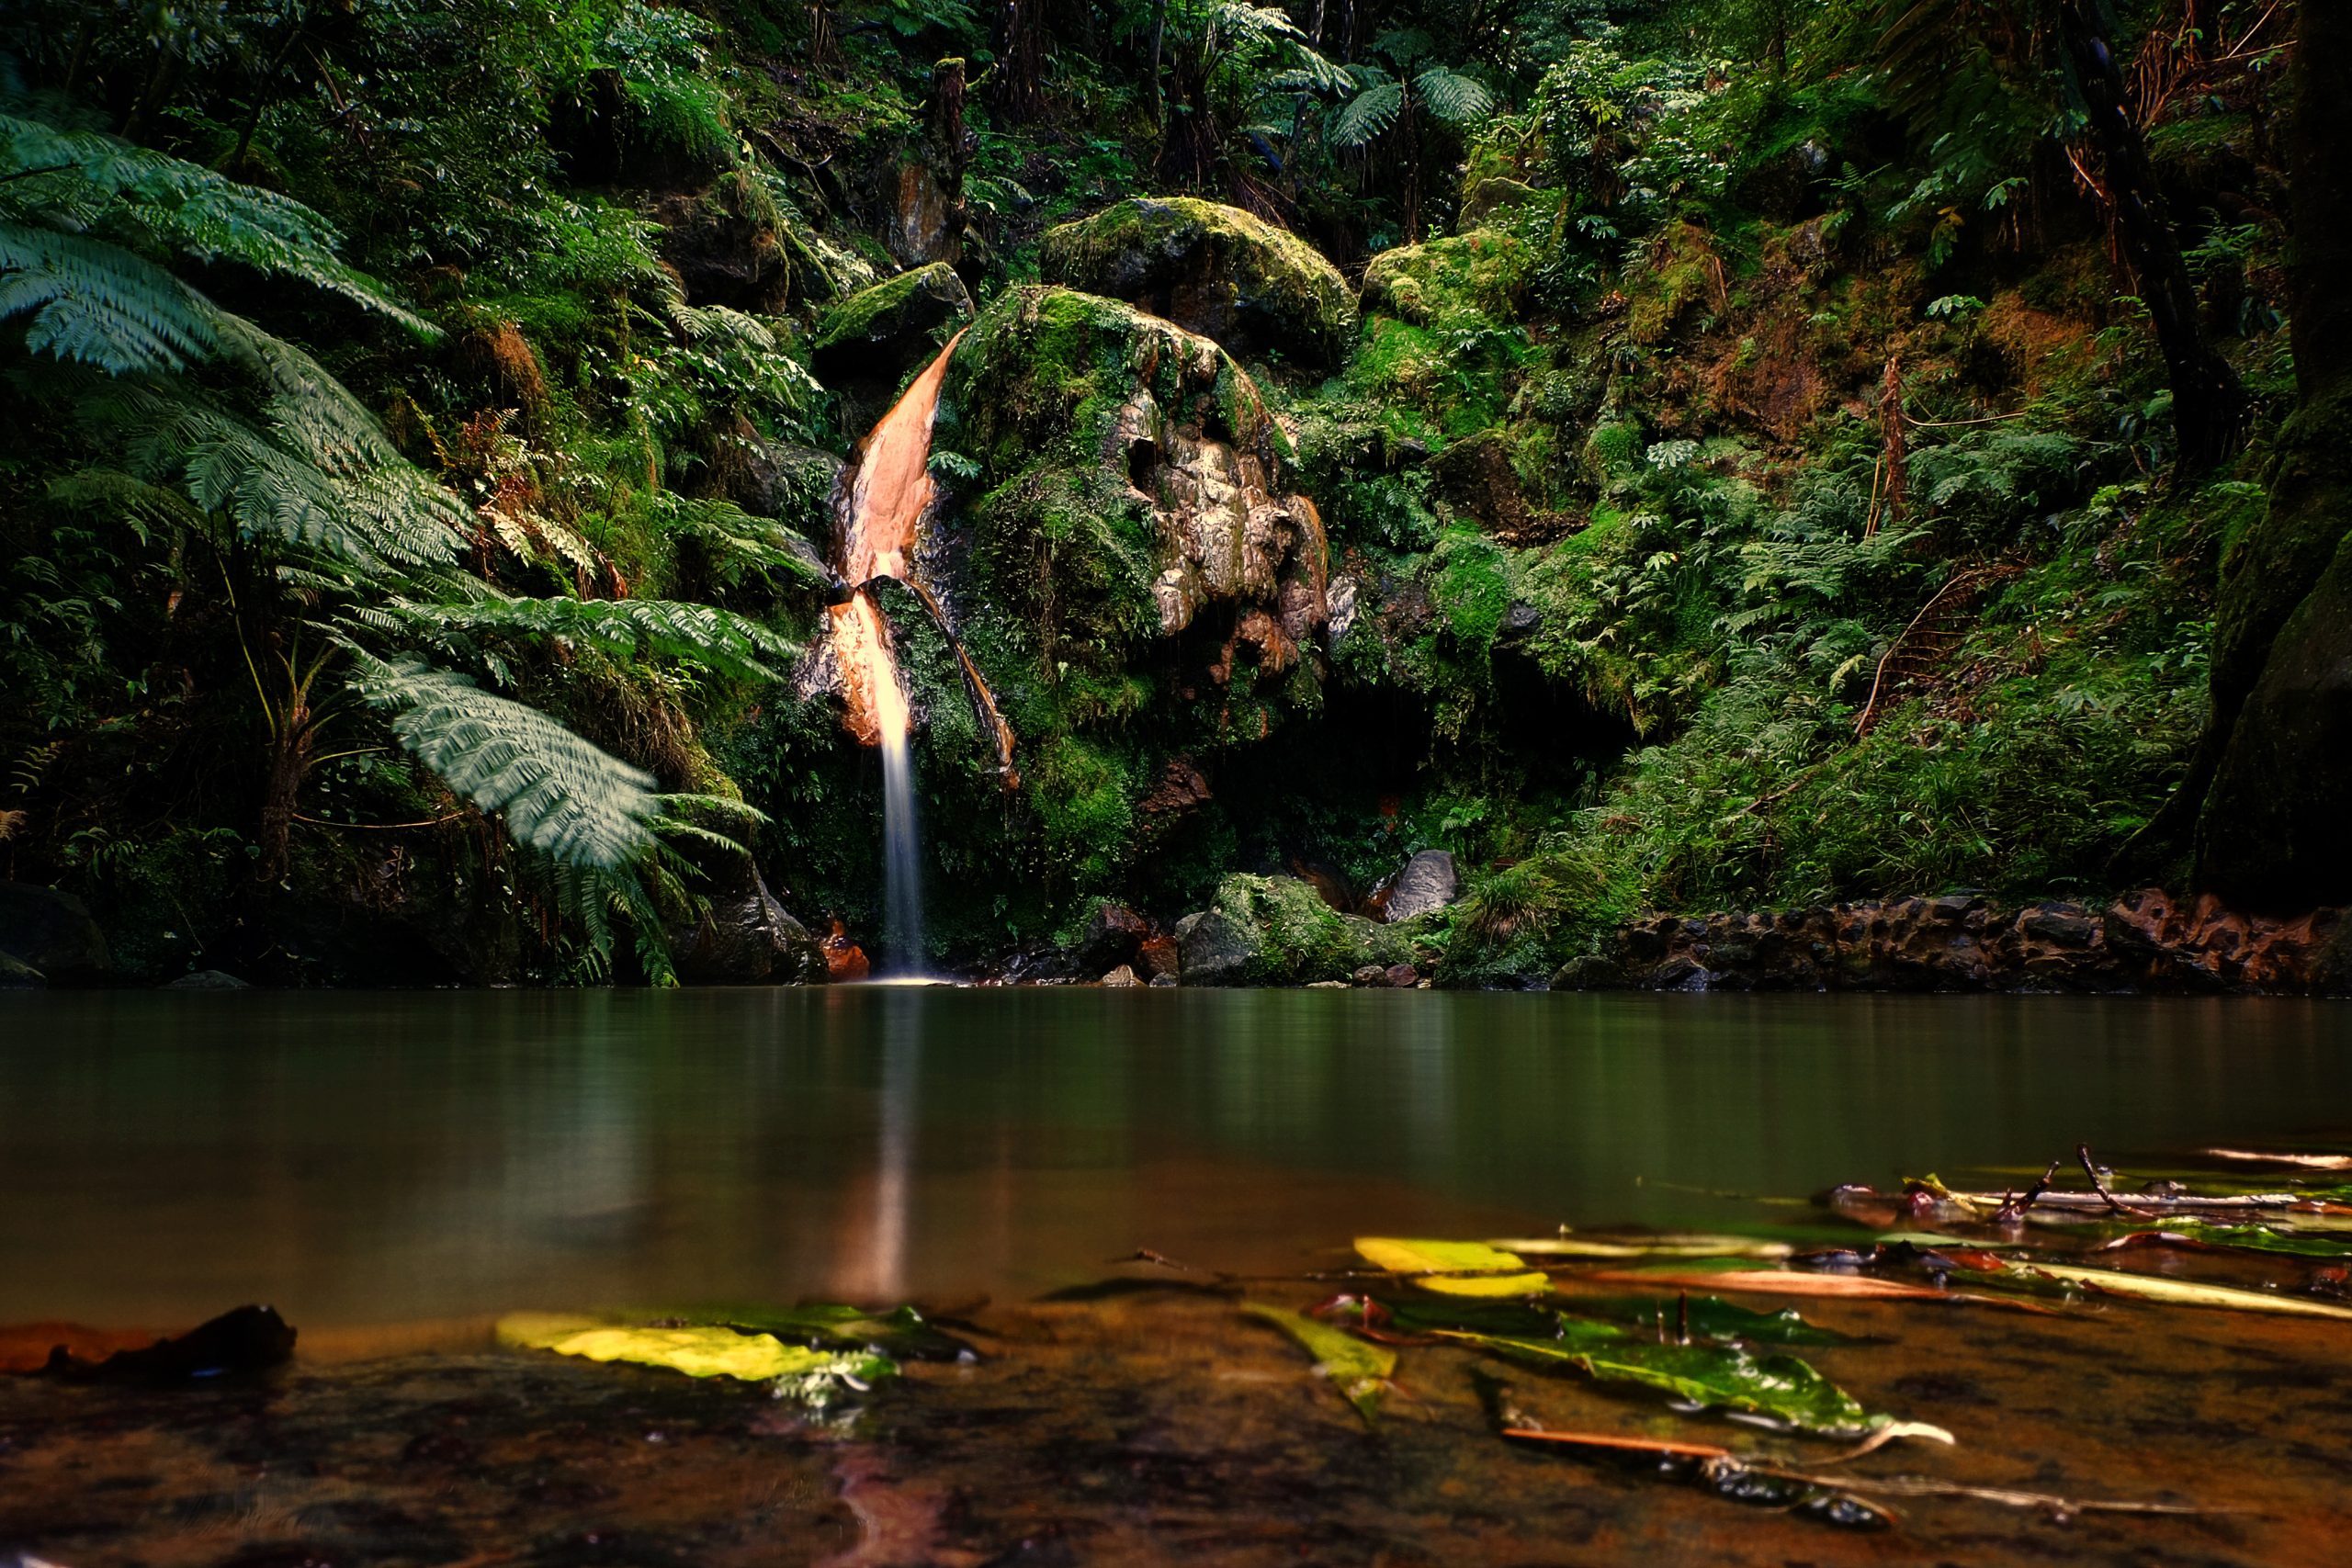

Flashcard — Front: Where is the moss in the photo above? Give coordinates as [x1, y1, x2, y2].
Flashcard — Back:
[1360, 231, 1532, 329]
[1038, 196, 1358, 368]
[812, 261, 972, 358]
[1197, 872, 1421, 983]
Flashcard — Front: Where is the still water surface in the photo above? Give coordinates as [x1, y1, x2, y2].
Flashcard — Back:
[2, 988, 2346, 1325]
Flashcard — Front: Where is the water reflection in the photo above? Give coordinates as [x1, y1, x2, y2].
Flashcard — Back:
[0, 989, 2346, 1325]
[831, 985, 924, 1300]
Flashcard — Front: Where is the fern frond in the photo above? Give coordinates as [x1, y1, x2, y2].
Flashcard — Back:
[346, 653, 660, 869]
[379, 594, 795, 682]
[45, 468, 210, 541]
[0, 112, 437, 341]
[1330, 81, 1405, 147]
[0, 220, 220, 372]
[1415, 66, 1494, 125]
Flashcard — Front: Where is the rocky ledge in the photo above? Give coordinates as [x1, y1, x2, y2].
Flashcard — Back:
[1554, 890, 2350, 996]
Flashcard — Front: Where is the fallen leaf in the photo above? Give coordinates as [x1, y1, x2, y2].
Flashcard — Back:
[497, 1313, 899, 1392]
[2022, 1263, 2352, 1321]
[1355, 1237, 1547, 1297]
[1243, 1302, 1396, 1426]
[1436, 1325, 1881, 1437]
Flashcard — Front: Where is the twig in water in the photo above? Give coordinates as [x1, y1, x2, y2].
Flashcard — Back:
[2076, 1143, 2157, 1219]
[1993, 1160, 2063, 1226]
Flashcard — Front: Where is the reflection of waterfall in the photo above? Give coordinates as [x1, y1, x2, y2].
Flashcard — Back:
[831, 988, 922, 1301]
[827, 334, 964, 975]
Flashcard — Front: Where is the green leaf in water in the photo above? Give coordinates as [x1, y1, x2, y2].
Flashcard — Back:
[1562, 1295, 1852, 1347]
[1437, 1325, 1883, 1438]
[2104, 1222, 2352, 1259]
[1243, 1303, 1396, 1427]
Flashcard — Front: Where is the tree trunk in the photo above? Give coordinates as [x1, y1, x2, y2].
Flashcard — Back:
[256, 698, 315, 886]
[993, 0, 1046, 122]
[2057, 0, 2246, 480]
[2182, 1, 2352, 908]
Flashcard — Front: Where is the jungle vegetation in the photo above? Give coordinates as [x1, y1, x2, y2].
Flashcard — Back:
[0, 0, 2339, 985]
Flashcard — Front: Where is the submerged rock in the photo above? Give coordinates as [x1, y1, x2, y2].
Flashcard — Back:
[1039, 197, 1357, 368]
[162, 969, 249, 990]
[0, 884, 108, 984]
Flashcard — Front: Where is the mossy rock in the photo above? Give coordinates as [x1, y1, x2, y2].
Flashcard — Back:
[812, 262, 973, 392]
[915, 288, 1334, 923]
[650, 171, 793, 312]
[1038, 197, 1357, 369]
[933, 285, 1323, 656]
[1360, 231, 1530, 329]
[1175, 874, 1419, 986]
[1460, 177, 1544, 229]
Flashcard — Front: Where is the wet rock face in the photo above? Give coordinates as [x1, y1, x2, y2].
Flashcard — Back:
[0, 884, 108, 984]
[1555, 892, 2349, 995]
[1075, 901, 1151, 974]
[1116, 381, 1329, 658]
[936, 287, 1329, 689]
[668, 864, 826, 985]
[1039, 197, 1358, 369]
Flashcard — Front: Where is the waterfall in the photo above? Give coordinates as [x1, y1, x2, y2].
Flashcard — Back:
[828, 333, 966, 977]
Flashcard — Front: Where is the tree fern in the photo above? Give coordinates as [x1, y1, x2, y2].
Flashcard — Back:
[347, 654, 661, 869]
[0, 222, 220, 373]
[1413, 67, 1492, 126]
[0, 111, 436, 342]
[1329, 75, 1403, 147]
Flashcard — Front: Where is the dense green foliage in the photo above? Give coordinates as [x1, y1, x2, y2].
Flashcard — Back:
[0, 0, 2314, 983]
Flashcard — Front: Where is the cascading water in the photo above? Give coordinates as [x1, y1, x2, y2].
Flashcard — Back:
[828, 333, 967, 976]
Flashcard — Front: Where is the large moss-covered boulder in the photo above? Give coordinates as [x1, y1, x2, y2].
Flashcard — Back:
[890, 287, 1333, 922]
[811, 262, 973, 395]
[1175, 874, 1421, 986]
[1039, 197, 1357, 369]
[933, 286, 1329, 668]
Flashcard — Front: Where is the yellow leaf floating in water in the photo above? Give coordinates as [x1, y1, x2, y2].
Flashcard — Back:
[494, 1312, 608, 1350]
[2023, 1263, 2352, 1322]
[1355, 1237, 1549, 1297]
[494, 1314, 897, 1387]
[548, 1326, 845, 1382]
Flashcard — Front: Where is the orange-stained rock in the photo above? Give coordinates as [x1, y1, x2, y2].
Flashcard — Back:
[822, 923, 870, 983]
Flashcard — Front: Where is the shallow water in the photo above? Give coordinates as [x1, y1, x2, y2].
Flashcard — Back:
[1, 988, 2346, 1325]
[8, 990, 2352, 1567]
